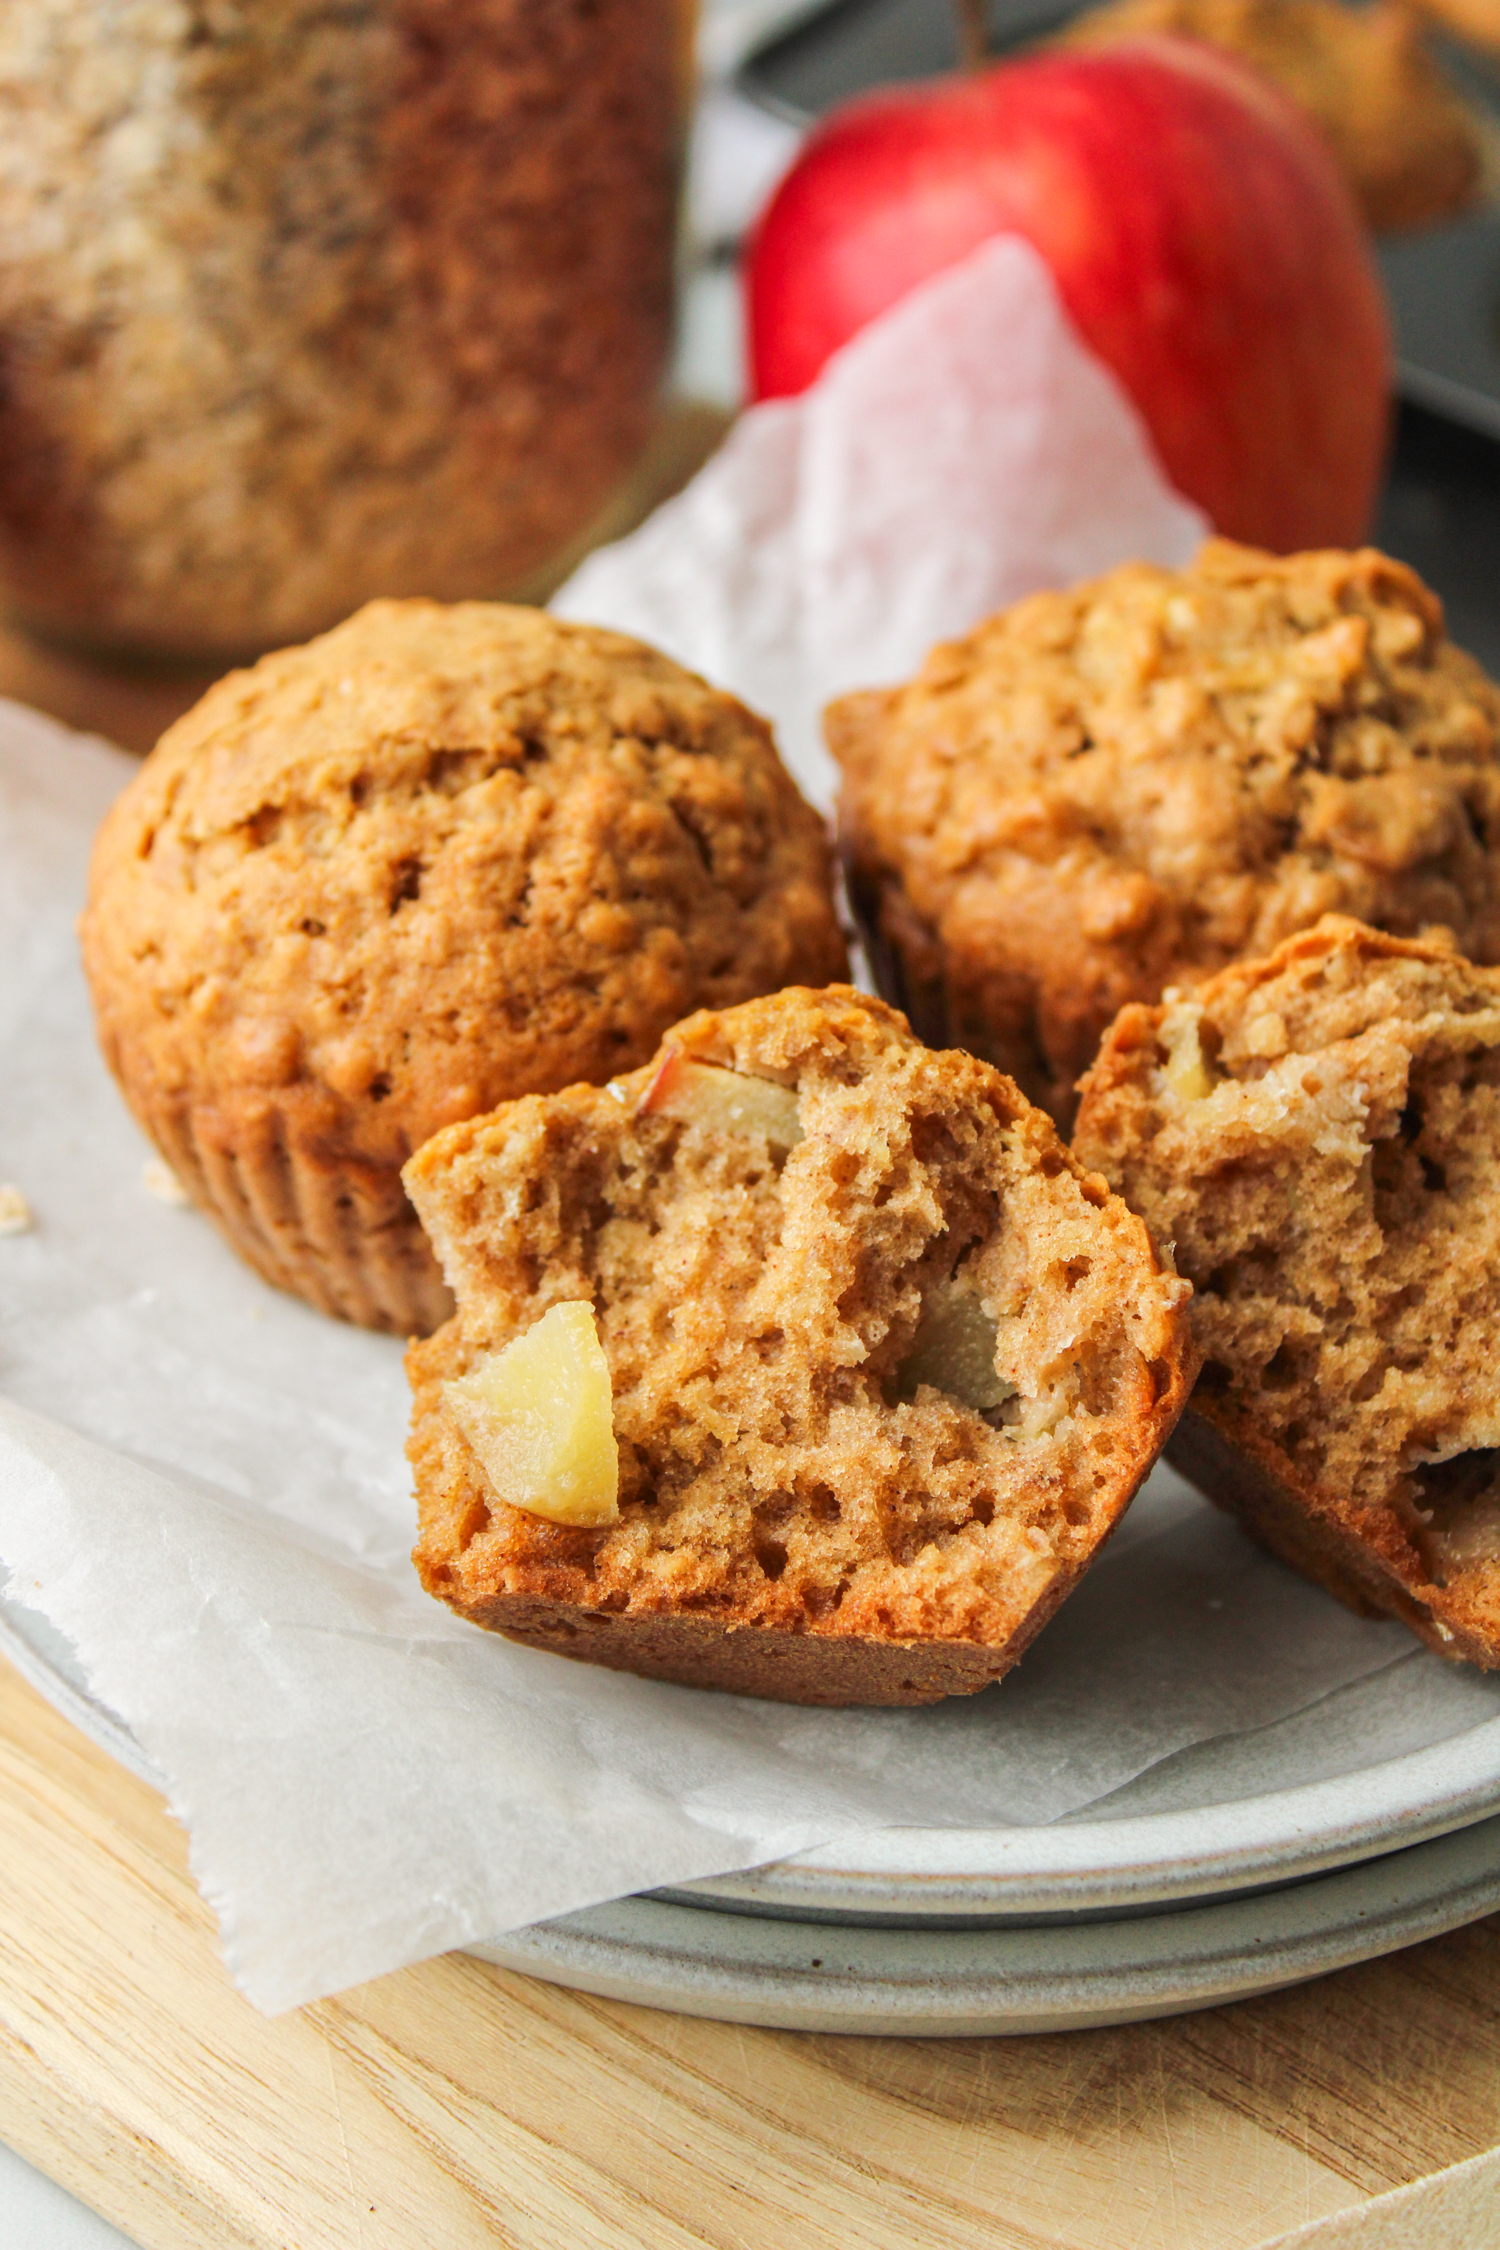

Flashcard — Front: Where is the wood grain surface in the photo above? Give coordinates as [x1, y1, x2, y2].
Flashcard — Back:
[1, 1656, 1499, 2250]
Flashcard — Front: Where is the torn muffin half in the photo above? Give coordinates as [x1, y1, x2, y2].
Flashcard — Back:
[403, 987, 1194, 1706]
[1074, 916, 1500, 1666]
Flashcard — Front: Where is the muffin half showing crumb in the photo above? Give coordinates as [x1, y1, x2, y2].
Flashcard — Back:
[404, 987, 1195, 1705]
[1074, 916, 1500, 1665]
[830, 540, 1500, 1128]
[80, 599, 847, 1335]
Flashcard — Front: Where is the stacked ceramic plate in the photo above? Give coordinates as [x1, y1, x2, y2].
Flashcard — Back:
[8, 1589, 1500, 2035]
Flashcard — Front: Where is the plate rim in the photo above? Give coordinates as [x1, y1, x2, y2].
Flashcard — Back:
[471, 1810, 1500, 2035]
[662, 1715, 1500, 1917]
[14, 1590, 1496, 2037]
[10, 1593, 1500, 1924]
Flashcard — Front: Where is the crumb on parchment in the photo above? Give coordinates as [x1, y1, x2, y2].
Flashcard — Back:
[142, 1158, 190, 1207]
[0, 1184, 33, 1235]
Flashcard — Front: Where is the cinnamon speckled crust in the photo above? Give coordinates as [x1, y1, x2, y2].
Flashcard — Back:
[1074, 916, 1500, 1666]
[404, 986, 1195, 1705]
[831, 542, 1500, 1128]
[80, 602, 848, 1335]
[1064, 0, 1481, 233]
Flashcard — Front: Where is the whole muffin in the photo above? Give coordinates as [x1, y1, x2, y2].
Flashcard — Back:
[81, 600, 849, 1334]
[829, 540, 1500, 1126]
[405, 987, 1194, 1704]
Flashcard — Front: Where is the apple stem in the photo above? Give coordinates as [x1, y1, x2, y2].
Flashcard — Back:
[955, 0, 990, 67]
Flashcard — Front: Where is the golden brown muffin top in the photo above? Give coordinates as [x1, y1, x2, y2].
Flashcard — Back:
[82, 599, 848, 1170]
[1064, 0, 1480, 233]
[830, 540, 1500, 1121]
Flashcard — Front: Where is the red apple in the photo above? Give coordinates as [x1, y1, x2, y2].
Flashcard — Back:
[636, 1051, 803, 1148]
[746, 41, 1391, 552]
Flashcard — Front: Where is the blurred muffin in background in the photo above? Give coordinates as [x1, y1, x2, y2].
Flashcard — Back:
[830, 539, 1500, 1127]
[0, 1, 680, 661]
[1407, 0, 1500, 60]
[1063, 0, 1481, 231]
[81, 601, 849, 1334]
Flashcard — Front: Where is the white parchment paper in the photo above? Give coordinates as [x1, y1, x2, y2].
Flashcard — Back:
[2, 241, 1496, 2013]
[556, 236, 1208, 805]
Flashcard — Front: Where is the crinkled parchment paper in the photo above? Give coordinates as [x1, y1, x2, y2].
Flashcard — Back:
[2, 241, 1492, 2013]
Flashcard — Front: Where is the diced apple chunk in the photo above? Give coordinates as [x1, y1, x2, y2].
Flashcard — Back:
[1159, 1000, 1217, 1104]
[637, 1051, 802, 1149]
[441, 1300, 619, 1527]
[897, 1279, 1015, 1413]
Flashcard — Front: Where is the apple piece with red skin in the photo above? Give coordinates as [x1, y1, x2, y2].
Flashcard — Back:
[634, 1051, 803, 1149]
[746, 40, 1391, 553]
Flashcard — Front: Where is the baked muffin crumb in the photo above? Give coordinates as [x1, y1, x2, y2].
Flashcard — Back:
[1074, 916, 1500, 1664]
[405, 986, 1195, 1704]
[0, 1184, 33, 1236]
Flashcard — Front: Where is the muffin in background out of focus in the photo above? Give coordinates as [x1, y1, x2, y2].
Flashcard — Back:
[0, 0, 680, 660]
[1063, 0, 1481, 233]
[80, 600, 849, 1335]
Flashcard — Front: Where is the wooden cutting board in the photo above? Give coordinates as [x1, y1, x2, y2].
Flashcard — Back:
[1, 1655, 1500, 2250]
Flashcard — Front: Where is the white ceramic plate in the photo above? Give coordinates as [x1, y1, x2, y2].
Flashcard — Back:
[669, 1708, 1500, 1920]
[9, 1588, 1500, 1926]
[10, 1593, 1500, 2032]
[475, 1814, 1500, 2034]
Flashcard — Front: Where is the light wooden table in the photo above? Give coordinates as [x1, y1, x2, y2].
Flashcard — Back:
[1, 1655, 1500, 2250]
